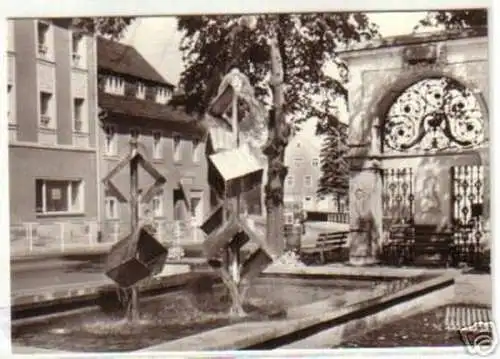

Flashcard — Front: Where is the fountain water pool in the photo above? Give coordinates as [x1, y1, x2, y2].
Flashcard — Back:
[11, 273, 423, 353]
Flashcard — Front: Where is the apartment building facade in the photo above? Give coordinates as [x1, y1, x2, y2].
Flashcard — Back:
[96, 38, 209, 243]
[284, 133, 322, 211]
[284, 130, 347, 213]
[8, 19, 99, 226]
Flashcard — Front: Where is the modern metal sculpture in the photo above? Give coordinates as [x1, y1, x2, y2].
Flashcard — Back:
[102, 139, 168, 322]
[202, 68, 282, 316]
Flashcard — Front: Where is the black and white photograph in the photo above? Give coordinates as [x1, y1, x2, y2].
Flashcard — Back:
[2, 1, 495, 356]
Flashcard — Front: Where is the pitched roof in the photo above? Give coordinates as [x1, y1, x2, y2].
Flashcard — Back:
[99, 92, 207, 138]
[97, 37, 174, 88]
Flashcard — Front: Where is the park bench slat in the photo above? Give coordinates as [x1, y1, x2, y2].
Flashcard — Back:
[300, 231, 348, 264]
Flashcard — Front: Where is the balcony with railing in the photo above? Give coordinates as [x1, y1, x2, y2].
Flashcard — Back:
[72, 52, 81, 67]
[38, 115, 57, 145]
[38, 43, 48, 58]
[8, 122, 18, 142]
[72, 119, 90, 147]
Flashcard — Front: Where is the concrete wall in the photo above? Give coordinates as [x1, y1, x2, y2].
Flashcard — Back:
[9, 147, 98, 223]
[341, 35, 489, 263]
[12, 20, 38, 142]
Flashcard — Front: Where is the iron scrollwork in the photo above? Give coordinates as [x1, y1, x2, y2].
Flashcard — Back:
[384, 77, 485, 152]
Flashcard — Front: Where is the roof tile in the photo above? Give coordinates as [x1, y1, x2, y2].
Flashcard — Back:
[97, 37, 174, 88]
[99, 92, 206, 137]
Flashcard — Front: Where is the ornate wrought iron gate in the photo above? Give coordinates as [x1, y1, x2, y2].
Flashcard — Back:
[382, 168, 415, 226]
[451, 164, 486, 265]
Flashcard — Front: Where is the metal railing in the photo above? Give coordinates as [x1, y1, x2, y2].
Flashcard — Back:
[305, 211, 350, 224]
[10, 219, 204, 256]
[326, 212, 350, 224]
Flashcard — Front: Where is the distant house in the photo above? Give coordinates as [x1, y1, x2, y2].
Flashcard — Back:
[96, 37, 208, 243]
[284, 128, 347, 213]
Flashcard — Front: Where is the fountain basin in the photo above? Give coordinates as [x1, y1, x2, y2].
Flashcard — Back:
[11, 267, 451, 353]
[143, 272, 453, 351]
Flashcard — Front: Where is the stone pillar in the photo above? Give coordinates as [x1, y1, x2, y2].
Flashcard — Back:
[349, 162, 383, 266]
[348, 118, 383, 266]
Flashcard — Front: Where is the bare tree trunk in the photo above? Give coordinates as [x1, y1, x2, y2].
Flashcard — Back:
[263, 23, 290, 257]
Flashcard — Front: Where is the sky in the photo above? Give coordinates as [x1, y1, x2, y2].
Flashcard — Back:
[119, 12, 430, 136]
[121, 12, 429, 86]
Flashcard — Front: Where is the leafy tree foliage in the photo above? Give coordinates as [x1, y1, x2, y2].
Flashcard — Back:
[175, 14, 379, 129]
[415, 9, 487, 31]
[71, 17, 135, 39]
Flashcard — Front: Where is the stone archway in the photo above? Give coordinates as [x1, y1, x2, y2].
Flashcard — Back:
[379, 75, 488, 226]
[341, 32, 489, 266]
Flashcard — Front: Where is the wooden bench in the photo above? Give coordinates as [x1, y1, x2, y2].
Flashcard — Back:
[382, 224, 457, 267]
[381, 224, 413, 266]
[300, 231, 349, 265]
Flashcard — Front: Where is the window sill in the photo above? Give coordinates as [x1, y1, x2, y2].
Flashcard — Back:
[71, 63, 88, 71]
[36, 212, 85, 218]
[38, 126, 57, 133]
[37, 56, 55, 65]
[152, 157, 164, 163]
[104, 154, 120, 160]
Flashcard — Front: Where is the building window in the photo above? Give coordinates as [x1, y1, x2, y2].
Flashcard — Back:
[105, 196, 119, 219]
[104, 76, 125, 95]
[293, 157, 304, 167]
[152, 191, 164, 217]
[152, 131, 163, 159]
[136, 82, 146, 100]
[37, 21, 51, 58]
[286, 175, 294, 187]
[73, 98, 85, 132]
[304, 175, 313, 187]
[71, 32, 85, 67]
[35, 179, 84, 214]
[173, 134, 181, 162]
[104, 124, 117, 156]
[130, 128, 140, 143]
[173, 189, 184, 221]
[181, 176, 194, 186]
[192, 138, 201, 162]
[7, 84, 14, 124]
[39, 91, 54, 128]
[190, 197, 201, 218]
[156, 87, 171, 104]
[312, 158, 319, 167]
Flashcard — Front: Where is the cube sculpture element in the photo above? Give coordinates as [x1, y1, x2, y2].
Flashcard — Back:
[105, 226, 168, 288]
[208, 147, 264, 199]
